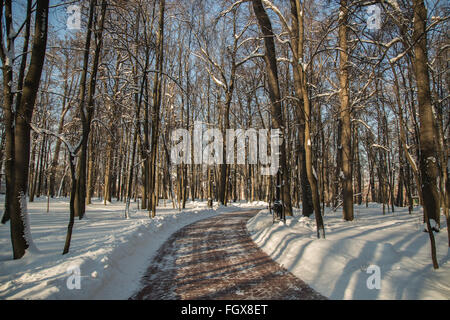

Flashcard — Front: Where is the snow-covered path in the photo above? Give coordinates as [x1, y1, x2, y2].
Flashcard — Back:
[0, 197, 266, 299]
[131, 209, 325, 300]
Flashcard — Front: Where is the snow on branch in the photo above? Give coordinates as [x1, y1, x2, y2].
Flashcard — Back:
[311, 90, 339, 100]
[385, 0, 401, 12]
[237, 47, 265, 66]
[371, 144, 390, 152]
[211, 73, 227, 89]
[237, 37, 259, 50]
[261, 0, 291, 34]
[276, 57, 291, 64]
[274, 32, 291, 45]
[91, 118, 115, 137]
[389, 50, 408, 64]
[352, 118, 378, 138]
[219, 0, 250, 18]
[192, 49, 228, 90]
[361, 37, 401, 49]
[383, 37, 402, 48]
[30, 123, 80, 157]
[234, 19, 254, 42]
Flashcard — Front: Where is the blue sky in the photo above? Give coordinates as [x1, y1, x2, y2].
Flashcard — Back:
[9, 0, 81, 40]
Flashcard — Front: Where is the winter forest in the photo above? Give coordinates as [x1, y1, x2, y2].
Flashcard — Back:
[0, 0, 449, 301]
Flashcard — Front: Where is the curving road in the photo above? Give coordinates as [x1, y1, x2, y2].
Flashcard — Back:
[131, 209, 326, 300]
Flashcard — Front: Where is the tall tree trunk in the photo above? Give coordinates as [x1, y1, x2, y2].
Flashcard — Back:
[0, 130, 5, 190]
[142, 74, 150, 210]
[395, 126, 405, 207]
[49, 109, 69, 198]
[290, 0, 324, 235]
[28, 138, 38, 202]
[391, 63, 423, 207]
[63, 152, 77, 255]
[354, 127, 362, 205]
[433, 67, 449, 246]
[289, 0, 314, 217]
[86, 128, 95, 204]
[1, 0, 32, 225]
[49, 53, 71, 198]
[103, 56, 121, 205]
[73, 0, 94, 216]
[149, 0, 165, 217]
[9, 0, 49, 259]
[412, 0, 439, 268]
[74, 0, 107, 219]
[36, 134, 46, 198]
[338, 0, 354, 221]
[252, 0, 292, 216]
[334, 120, 343, 207]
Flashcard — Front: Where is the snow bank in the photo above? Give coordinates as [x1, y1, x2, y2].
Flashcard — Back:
[0, 197, 263, 299]
[247, 204, 450, 300]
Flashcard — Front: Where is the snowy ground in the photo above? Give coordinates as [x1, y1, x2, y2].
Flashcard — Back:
[0, 196, 267, 300]
[247, 204, 450, 300]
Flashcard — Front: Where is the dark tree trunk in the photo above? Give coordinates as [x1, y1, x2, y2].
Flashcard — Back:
[396, 130, 405, 207]
[63, 153, 76, 255]
[338, 0, 354, 221]
[289, 0, 314, 217]
[74, 0, 107, 219]
[86, 128, 95, 205]
[289, 0, 324, 236]
[354, 127, 362, 205]
[9, 0, 49, 259]
[412, 0, 439, 268]
[1, 0, 32, 225]
[252, 0, 292, 216]
[149, 0, 165, 217]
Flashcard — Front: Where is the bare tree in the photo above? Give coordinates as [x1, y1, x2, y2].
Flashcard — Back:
[0, 0, 50, 259]
[252, 0, 292, 216]
[338, 0, 354, 221]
